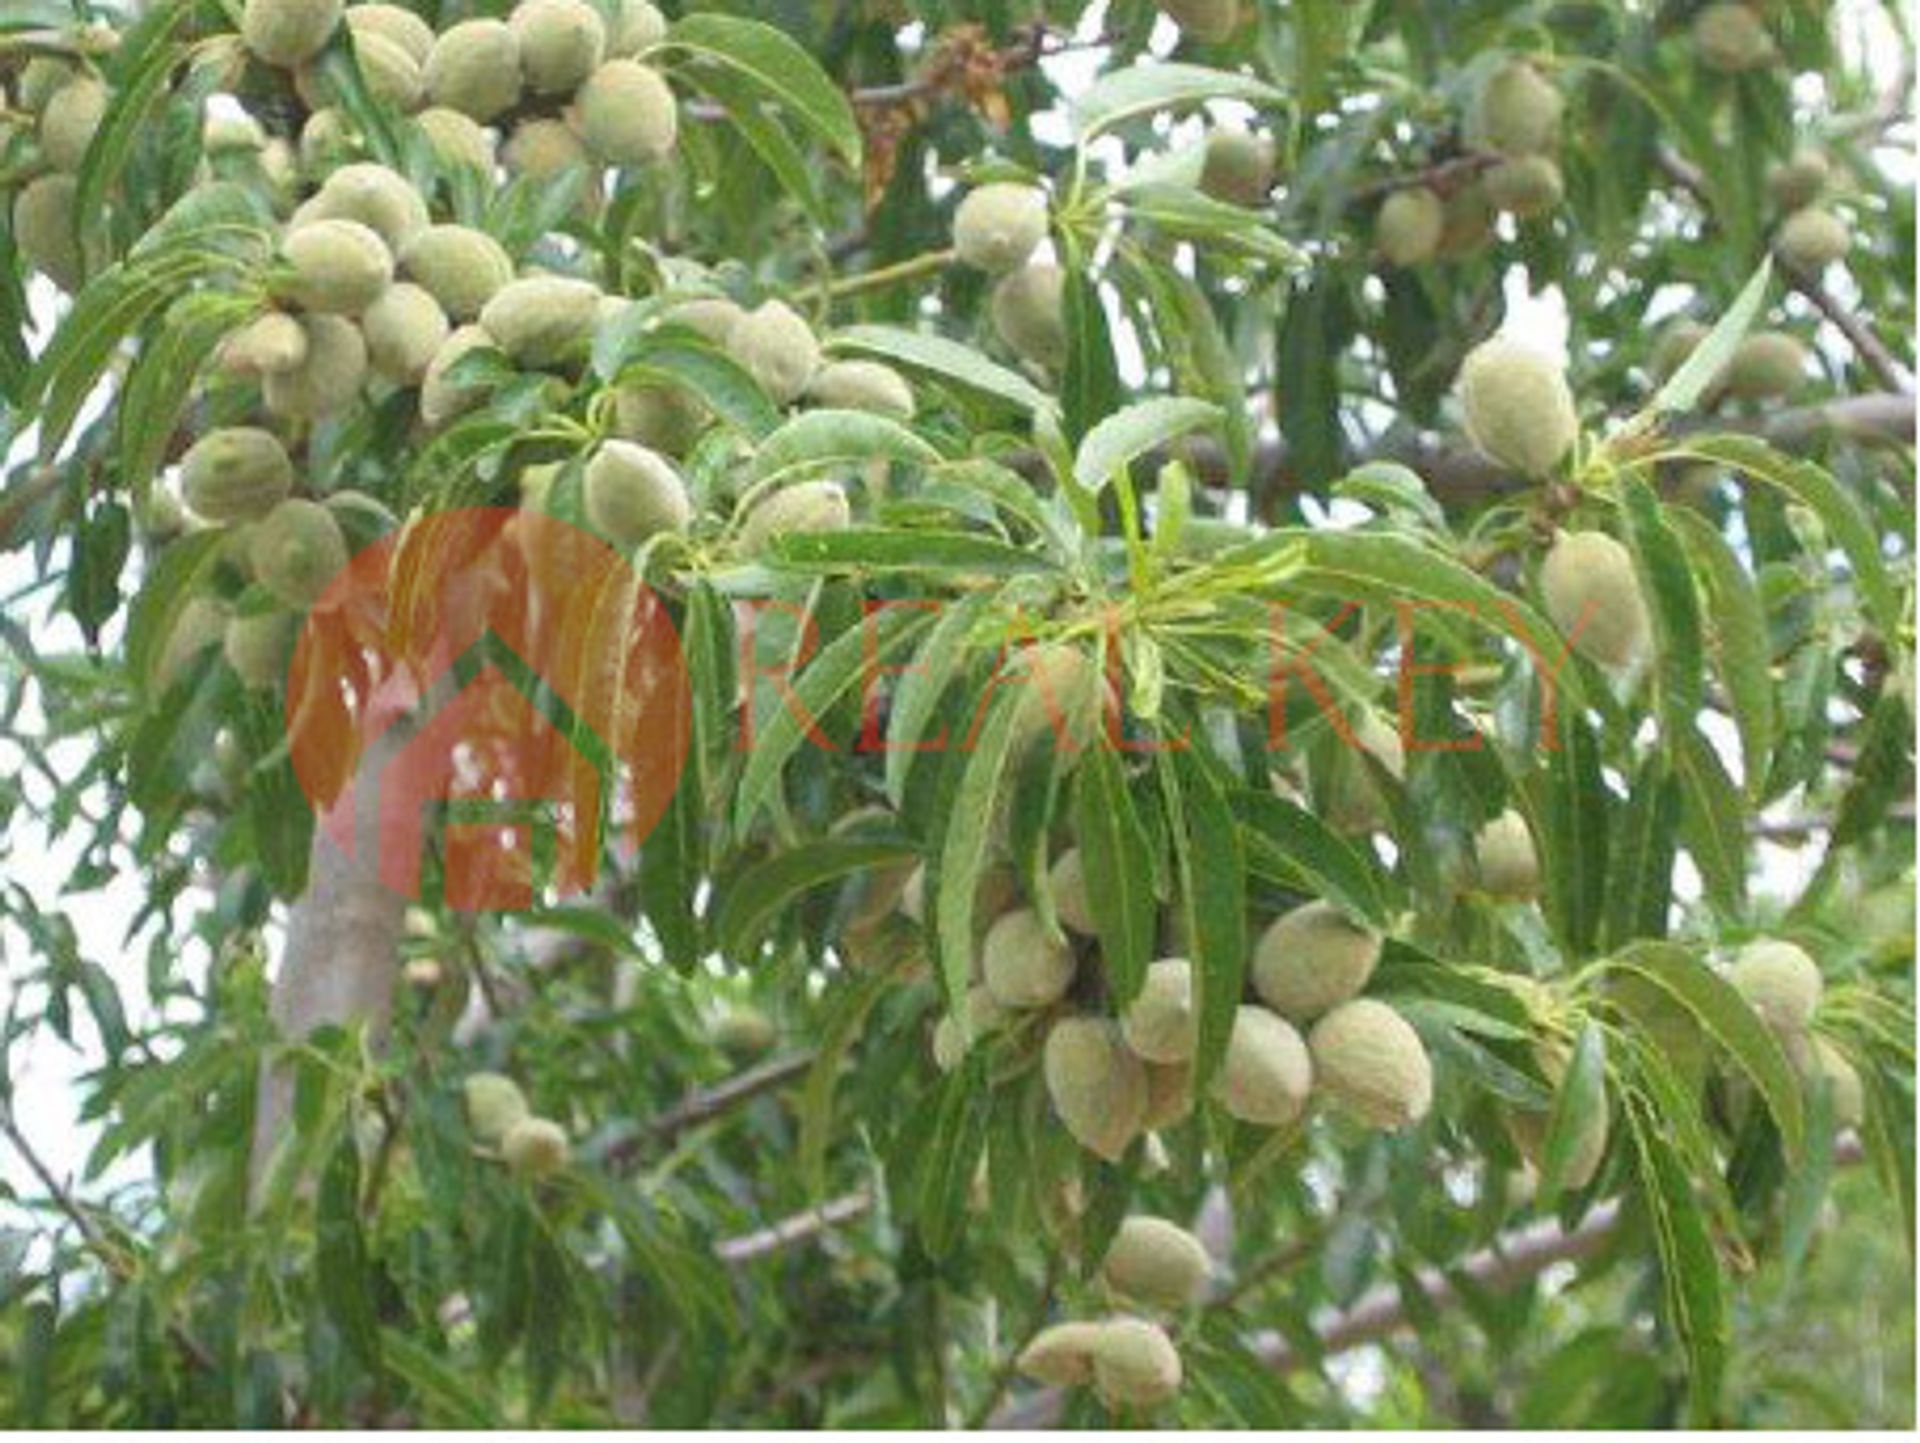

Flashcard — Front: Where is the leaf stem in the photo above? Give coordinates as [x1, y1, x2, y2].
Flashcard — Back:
[795, 247, 957, 307]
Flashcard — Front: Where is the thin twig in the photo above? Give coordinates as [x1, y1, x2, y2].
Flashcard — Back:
[0, 1106, 222, 1374]
[1653, 144, 1913, 395]
[1773, 254, 1914, 396]
[605, 1050, 820, 1170]
[1348, 150, 1501, 206]
[712, 1189, 873, 1265]
[651, 1050, 819, 1139]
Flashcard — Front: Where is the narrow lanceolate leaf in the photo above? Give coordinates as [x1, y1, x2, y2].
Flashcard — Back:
[31, 250, 235, 460]
[1643, 259, 1771, 419]
[1602, 753, 1679, 951]
[1828, 687, 1917, 850]
[799, 967, 891, 1196]
[885, 591, 992, 809]
[1531, 704, 1609, 960]
[1072, 62, 1285, 142]
[1072, 396, 1222, 494]
[119, 291, 254, 494]
[125, 528, 228, 699]
[315, 1136, 382, 1371]
[931, 458, 1077, 556]
[601, 331, 781, 438]
[73, 0, 196, 261]
[1118, 184, 1300, 265]
[732, 605, 933, 834]
[1673, 727, 1747, 916]
[763, 527, 1057, 577]
[1538, 1020, 1607, 1206]
[749, 408, 941, 486]
[691, 60, 830, 226]
[1060, 261, 1121, 448]
[1623, 1089, 1728, 1421]
[1602, 941, 1803, 1160]
[714, 836, 919, 962]
[661, 13, 862, 165]
[1162, 747, 1246, 1091]
[1232, 788, 1392, 928]
[1072, 742, 1157, 1011]
[1268, 529, 1586, 712]
[934, 685, 1025, 1012]
[826, 325, 1056, 417]
[1618, 479, 1704, 742]
[1676, 433, 1900, 636]
[911, 1060, 993, 1261]
[1668, 506, 1774, 799]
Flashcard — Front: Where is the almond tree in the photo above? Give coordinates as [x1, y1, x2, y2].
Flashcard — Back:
[0, 0, 1912, 1426]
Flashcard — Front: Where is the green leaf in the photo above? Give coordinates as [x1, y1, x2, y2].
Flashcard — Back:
[1162, 746, 1246, 1091]
[1072, 742, 1157, 1010]
[1643, 259, 1771, 418]
[1072, 396, 1221, 494]
[661, 13, 861, 165]
[125, 528, 227, 699]
[315, 1135, 382, 1371]
[598, 329, 781, 439]
[1668, 506, 1774, 799]
[118, 291, 253, 495]
[763, 527, 1057, 576]
[1232, 788, 1391, 928]
[1675, 433, 1899, 637]
[1602, 941, 1803, 1160]
[799, 967, 891, 1196]
[1673, 728, 1747, 916]
[1060, 261, 1120, 448]
[31, 250, 235, 460]
[1538, 1021, 1607, 1205]
[64, 501, 129, 645]
[1618, 477, 1704, 742]
[1118, 183, 1300, 265]
[1622, 1089, 1727, 1420]
[1602, 752, 1679, 951]
[928, 457, 1076, 556]
[311, 30, 405, 169]
[884, 590, 991, 809]
[73, 0, 196, 266]
[1260, 529, 1583, 709]
[1828, 687, 1917, 850]
[909, 1061, 992, 1260]
[1072, 62, 1285, 143]
[1531, 704, 1609, 959]
[732, 603, 932, 834]
[715, 836, 919, 961]
[827, 325, 1056, 417]
[933, 683, 1025, 1012]
[749, 407, 942, 486]
[379, 1331, 500, 1428]
[690, 59, 829, 225]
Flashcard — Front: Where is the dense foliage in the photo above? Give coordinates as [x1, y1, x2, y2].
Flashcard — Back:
[0, 0, 1912, 1427]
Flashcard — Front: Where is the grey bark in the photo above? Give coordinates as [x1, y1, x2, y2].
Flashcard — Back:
[249, 730, 408, 1197]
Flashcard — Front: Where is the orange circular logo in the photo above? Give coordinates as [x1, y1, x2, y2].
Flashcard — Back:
[286, 508, 691, 911]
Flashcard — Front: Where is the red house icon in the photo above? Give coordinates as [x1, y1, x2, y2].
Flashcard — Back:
[287, 508, 690, 912]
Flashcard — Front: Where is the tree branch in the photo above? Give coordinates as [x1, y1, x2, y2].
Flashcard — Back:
[988, 1137, 1868, 1427]
[249, 731, 408, 1200]
[1172, 390, 1916, 505]
[1653, 143, 1913, 395]
[0, 1104, 221, 1374]
[1773, 254, 1915, 396]
[712, 1189, 873, 1265]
